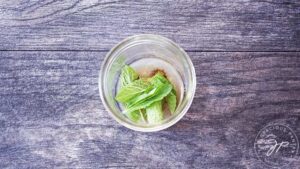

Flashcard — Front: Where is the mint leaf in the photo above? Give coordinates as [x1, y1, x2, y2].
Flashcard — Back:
[140, 109, 147, 122]
[118, 65, 142, 122]
[115, 79, 150, 103]
[150, 73, 177, 114]
[126, 72, 170, 106]
[126, 87, 157, 107]
[120, 65, 139, 87]
[149, 71, 169, 85]
[166, 89, 177, 114]
[146, 101, 164, 124]
[116, 68, 177, 124]
[125, 110, 141, 123]
[123, 83, 172, 113]
[125, 109, 147, 123]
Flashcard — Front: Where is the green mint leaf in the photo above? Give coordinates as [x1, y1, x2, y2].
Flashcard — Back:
[149, 72, 169, 85]
[120, 65, 139, 87]
[166, 89, 177, 114]
[139, 109, 147, 123]
[150, 72, 177, 114]
[118, 65, 141, 122]
[115, 79, 150, 103]
[126, 87, 157, 107]
[123, 83, 172, 113]
[125, 72, 170, 106]
[125, 110, 141, 123]
[146, 101, 164, 124]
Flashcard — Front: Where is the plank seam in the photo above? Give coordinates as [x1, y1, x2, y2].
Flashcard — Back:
[0, 50, 299, 52]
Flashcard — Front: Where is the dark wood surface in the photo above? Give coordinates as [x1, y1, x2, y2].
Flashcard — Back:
[0, 0, 299, 51]
[0, 1, 300, 169]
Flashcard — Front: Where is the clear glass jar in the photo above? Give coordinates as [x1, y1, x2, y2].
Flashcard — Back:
[99, 34, 196, 132]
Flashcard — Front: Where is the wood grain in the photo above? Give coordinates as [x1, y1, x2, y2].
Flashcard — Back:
[0, 51, 299, 168]
[0, 0, 299, 51]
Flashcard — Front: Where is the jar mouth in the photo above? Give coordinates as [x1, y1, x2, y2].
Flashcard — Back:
[99, 34, 196, 132]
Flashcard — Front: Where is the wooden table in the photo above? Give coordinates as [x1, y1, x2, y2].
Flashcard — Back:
[0, 1, 299, 168]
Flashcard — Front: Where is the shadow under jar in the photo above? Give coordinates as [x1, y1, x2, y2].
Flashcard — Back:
[99, 34, 196, 132]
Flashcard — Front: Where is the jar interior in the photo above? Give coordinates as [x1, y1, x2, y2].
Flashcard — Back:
[101, 36, 195, 129]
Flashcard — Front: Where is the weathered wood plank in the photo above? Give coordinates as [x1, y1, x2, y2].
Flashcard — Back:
[0, 0, 299, 51]
[0, 51, 299, 168]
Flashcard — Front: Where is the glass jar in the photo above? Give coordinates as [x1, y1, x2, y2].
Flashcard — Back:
[99, 34, 196, 132]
